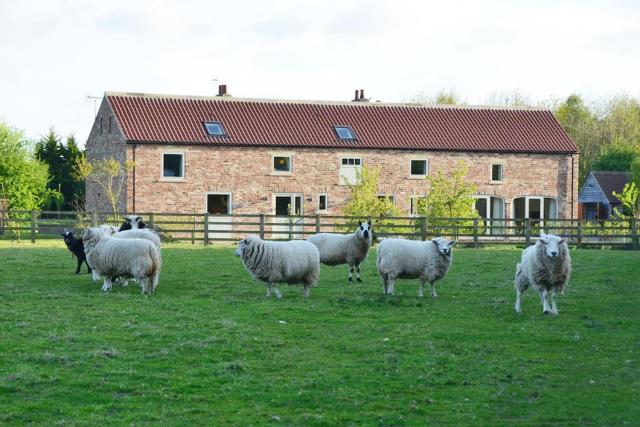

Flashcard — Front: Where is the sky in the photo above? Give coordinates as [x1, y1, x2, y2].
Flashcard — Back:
[1, 0, 639, 146]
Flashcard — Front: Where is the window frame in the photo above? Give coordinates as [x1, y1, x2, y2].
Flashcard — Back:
[317, 193, 328, 213]
[334, 126, 356, 140]
[160, 151, 186, 181]
[203, 121, 226, 137]
[491, 163, 504, 183]
[377, 194, 396, 205]
[409, 158, 429, 178]
[339, 156, 363, 185]
[409, 195, 427, 216]
[271, 154, 293, 175]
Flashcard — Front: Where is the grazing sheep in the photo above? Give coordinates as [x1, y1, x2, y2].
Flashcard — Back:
[377, 237, 455, 297]
[119, 215, 147, 231]
[83, 227, 161, 294]
[60, 231, 91, 274]
[514, 233, 571, 316]
[235, 235, 320, 299]
[308, 220, 372, 282]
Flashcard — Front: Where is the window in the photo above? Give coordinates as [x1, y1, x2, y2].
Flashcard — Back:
[410, 196, 426, 215]
[162, 153, 184, 179]
[492, 164, 503, 182]
[318, 194, 328, 212]
[377, 194, 395, 204]
[273, 155, 292, 173]
[204, 121, 225, 136]
[340, 157, 362, 185]
[474, 196, 505, 235]
[410, 159, 428, 177]
[335, 126, 355, 140]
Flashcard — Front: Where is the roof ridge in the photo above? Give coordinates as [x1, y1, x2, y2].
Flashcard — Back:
[104, 91, 551, 112]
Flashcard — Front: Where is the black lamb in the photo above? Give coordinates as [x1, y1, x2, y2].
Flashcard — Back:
[61, 231, 91, 274]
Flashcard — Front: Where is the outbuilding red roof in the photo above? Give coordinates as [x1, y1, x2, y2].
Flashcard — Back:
[106, 92, 578, 154]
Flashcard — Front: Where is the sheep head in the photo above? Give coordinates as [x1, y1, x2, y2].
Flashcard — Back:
[537, 233, 567, 259]
[432, 237, 455, 256]
[356, 220, 372, 241]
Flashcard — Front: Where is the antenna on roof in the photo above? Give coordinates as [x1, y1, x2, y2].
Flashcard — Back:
[87, 95, 101, 117]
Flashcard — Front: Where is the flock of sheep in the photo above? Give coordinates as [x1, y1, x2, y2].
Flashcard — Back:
[62, 216, 572, 316]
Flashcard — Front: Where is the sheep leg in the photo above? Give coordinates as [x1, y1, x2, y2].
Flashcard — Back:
[75, 258, 82, 274]
[515, 287, 523, 314]
[381, 275, 389, 295]
[540, 289, 552, 314]
[550, 289, 559, 316]
[430, 282, 438, 299]
[101, 277, 112, 292]
[418, 278, 425, 297]
[273, 284, 282, 299]
[303, 285, 310, 298]
[265, 284, 272, 298]
[388, 278, 395, 296]
[356, 265, 362, 283]
[348, 267, 354, 282]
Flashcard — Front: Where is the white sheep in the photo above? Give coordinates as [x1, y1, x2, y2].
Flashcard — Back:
[236, 235, 320, 299]
[514, 233, 571, 316]
[83, 227, 161, 294]
[377, 237, 455, 297]
[307, 220, 372, 282]
[114, 228, 161, 251]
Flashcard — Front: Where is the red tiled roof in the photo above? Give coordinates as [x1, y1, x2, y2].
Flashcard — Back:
[106, 92, 579, 154]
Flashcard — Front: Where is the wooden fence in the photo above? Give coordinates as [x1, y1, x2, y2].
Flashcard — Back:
[0, 210, 638, 249]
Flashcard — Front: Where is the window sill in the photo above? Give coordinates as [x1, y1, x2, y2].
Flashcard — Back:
[160, 177, 186, 182]
[408, 175, 427, 179]
[490, 180, 503, 185]
[271, 171, 292, 176]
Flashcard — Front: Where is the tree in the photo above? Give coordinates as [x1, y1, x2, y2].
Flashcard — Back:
[342, 166, 401, 231]
[0, 121, 57, 211]
[417, 161, 479, 225]
[613, 182, 639, 220]
[630, 156, 640, 187]
[485, 89, 534, 108]
[553, 94, 604, 186]
[410, 89, 461, 105]
[74, 156, 132, 214]
[35, 130, 85, 210]
[591, 144, 638, 172]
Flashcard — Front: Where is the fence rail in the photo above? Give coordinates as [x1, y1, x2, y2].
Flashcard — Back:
[0, 210, 638, 249]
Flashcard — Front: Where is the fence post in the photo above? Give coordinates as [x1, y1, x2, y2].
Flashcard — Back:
[203, 213, 209, 245]
[473, 217, 479, 249]
[259, 214, 265, 240]
[149, 212, 156, 229]
[577, 219, 583, 249]
[631, 218, 638, 250]
[420, 217, 427, 241]
[525, 218, 531, 246]
[315, 215, 321, 234]
[30, 210, 36, 243]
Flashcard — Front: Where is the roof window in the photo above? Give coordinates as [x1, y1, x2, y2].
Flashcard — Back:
[335, 126, 355, 140]
[204, 121, 225, 136]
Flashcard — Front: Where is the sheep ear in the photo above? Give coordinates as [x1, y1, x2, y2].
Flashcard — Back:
[559, 238, 567, 245]
[448, 240, 456, 247]
[358, 220, 362, 226]
[367, 220, 372, 226]
[136, 216, 142, 222]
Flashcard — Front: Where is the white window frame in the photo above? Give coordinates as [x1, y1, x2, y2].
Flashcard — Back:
[339, 156, 363, 185]
[273, 193, 304, 216]
[205, 192, 233, 214]
[409, 195, 426, 216]
[491, 163, 504, 183]
[161, 151, 185, 181]
[409, 158, 429, 178]
[271, 154, 293, 175]
[317, 193, 328, 213]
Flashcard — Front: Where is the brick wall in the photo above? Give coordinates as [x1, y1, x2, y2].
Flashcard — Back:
[85, 98, 127, 212]
[123, 144, 578, 219]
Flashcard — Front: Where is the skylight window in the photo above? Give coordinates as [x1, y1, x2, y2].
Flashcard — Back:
[204, 121, 225, 136]
[335, 126, 355, 140]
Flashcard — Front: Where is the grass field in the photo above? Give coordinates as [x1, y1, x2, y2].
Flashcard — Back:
[0, 241, 638, 425]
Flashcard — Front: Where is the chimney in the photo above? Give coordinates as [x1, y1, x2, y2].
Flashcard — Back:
[352, 88, 369, 102]
[217, 84, 229, 97]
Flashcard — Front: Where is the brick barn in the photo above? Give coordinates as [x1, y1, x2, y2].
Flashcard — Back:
[85, 87, 579, 224]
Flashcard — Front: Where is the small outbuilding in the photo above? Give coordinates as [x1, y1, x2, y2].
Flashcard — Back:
[578, 171, 630, 219]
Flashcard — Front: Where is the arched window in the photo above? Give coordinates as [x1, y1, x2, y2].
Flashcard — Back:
[473, 196, 505, 235]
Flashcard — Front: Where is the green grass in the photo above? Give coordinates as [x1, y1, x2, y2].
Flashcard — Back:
[0, 241, 638, 425]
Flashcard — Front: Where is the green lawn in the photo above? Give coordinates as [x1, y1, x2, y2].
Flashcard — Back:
[0, 241, 638, 425]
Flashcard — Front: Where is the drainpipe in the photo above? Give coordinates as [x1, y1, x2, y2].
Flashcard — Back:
[571, 154, 575, 218]
[132, 144, 137, 212]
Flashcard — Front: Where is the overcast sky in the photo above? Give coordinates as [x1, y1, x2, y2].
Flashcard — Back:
[1, 0, 639, 146]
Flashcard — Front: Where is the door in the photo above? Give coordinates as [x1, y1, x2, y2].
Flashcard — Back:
[207, 193, 232, 240]
[527, 197, 543, 229]
[273, 194, 303, 239]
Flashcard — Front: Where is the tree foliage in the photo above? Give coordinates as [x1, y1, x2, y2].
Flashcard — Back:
[418, 161, 479, 220]
[613, 182, 639, 220]
[74, 156, 132, 214]
[410, 89, 461, 105]
[34, 129, 85, 210]
[0, 121, 57, 210]
[342, 166, 401, 231]
[590, 144, 638, 172]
